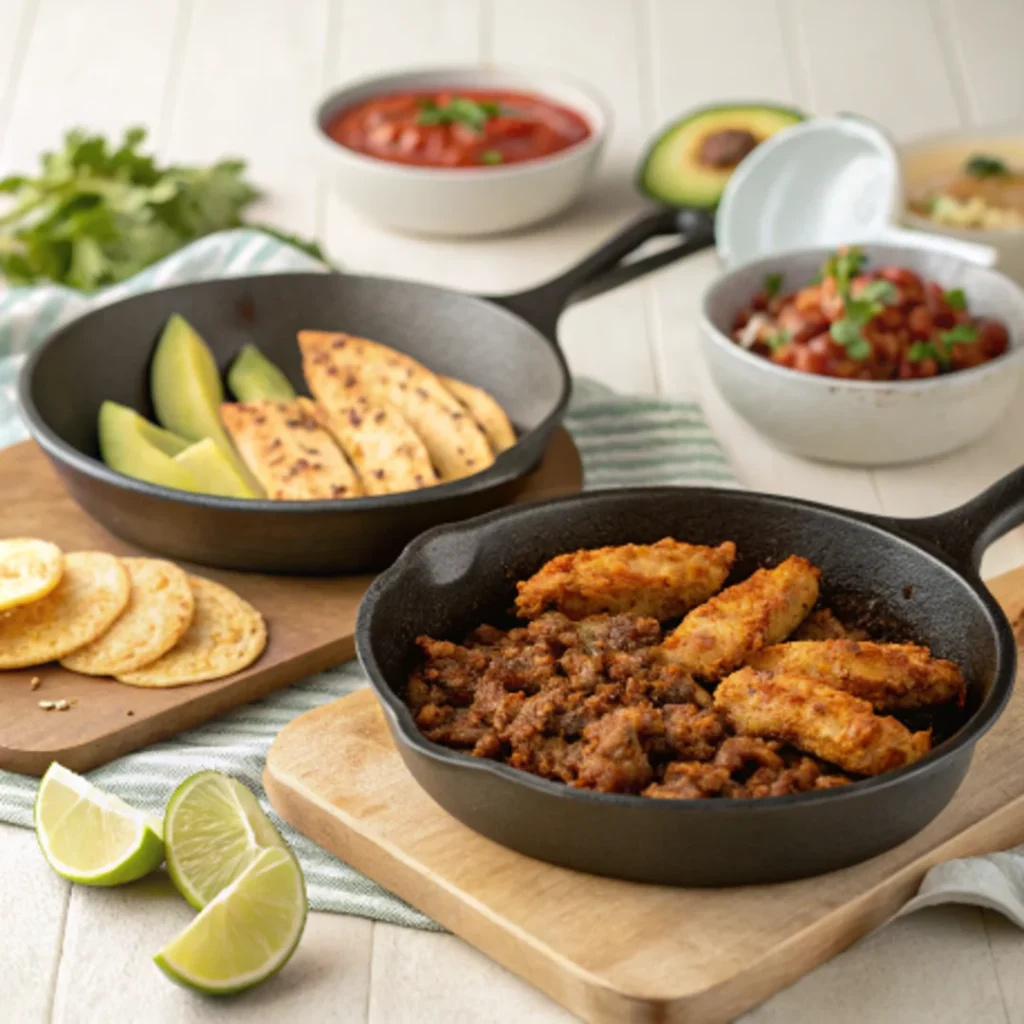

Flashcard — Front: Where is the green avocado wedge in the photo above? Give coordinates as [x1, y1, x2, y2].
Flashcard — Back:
[150, 315, 264, 495]
[98, 401, 201, 493]
[227, 344, 296, 402]
[174, 439, 258, 499]
[638, 102, 806, 209]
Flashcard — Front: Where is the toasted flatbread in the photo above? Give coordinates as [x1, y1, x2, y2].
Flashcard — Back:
[298, 331, 493, 481]
[219, 398, 362, 500]
[115, 576, 266, 687]
[0, 538, 64, 612]
[314, 398, 437, 496]
[439, 375, 516, 453]
[61, 557, 195, 676]
[0, 551, 130, 669]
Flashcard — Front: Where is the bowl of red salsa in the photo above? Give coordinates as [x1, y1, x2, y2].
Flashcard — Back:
[315, 67, 608, 236]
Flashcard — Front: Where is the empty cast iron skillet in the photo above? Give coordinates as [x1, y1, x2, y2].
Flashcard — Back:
[17, 209, 713, 575]
[356, 468, 1024, 885]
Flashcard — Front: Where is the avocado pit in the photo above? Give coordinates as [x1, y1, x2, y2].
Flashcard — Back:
[698, 129, 759, 169]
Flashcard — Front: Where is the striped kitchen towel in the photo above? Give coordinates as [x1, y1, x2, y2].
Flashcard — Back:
[0, 230, 735, 929]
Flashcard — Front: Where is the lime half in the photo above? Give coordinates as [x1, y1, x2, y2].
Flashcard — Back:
[154, 845, 307, 995]
[164, 770, 285, 909]
[34, 762, 164, 886]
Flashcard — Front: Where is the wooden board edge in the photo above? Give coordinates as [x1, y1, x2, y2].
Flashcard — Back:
[264, 691, 1024, 1024]
[3, 637, 354, 776]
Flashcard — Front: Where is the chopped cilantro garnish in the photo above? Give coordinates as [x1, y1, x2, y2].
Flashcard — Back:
[965, 154, 1009, 179]
[480, 149, 504, 165]
[943, 288, 966, 311]
[766, 329, 791, 351]
[763, 273, 783, 298]
[940, 323, 978, 345]
[418, 97, 503, 133]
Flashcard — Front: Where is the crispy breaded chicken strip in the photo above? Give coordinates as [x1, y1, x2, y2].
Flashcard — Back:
[791, 608, 868, 642]
[439, 375, 517, 453]
[298, 330, 493, 481]
[219, 398, 361, 500]
[715, 667, 930, 776]
[660, 555, 819, 680]
[747, 639, 965, 711]
[314, 396, 438, 496]
[514, 538, 737, 621]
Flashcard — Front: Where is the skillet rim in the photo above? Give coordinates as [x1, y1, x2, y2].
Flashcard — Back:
[356, 484, 1017, 812]
[16, 271, 572, 513]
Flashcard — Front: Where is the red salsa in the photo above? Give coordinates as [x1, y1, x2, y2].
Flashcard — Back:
[325, 89, 591, 169]
[732, 246, 1010, 380]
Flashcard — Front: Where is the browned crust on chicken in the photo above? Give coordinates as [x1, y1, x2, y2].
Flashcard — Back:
[747, 639, 965, 710]
[714, 667, 931, 776]
[219, 398, 361, 500]
[661, 555, 820, 680]
[298, 330, 493, 481]
[515, 538, 737, 622]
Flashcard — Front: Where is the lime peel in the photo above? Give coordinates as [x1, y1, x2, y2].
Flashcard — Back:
[34, 762, 164, 886]
[154, 845, 307, 995]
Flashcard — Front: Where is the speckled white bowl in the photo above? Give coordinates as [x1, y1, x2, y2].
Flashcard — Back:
[314, 66, 609, 237]
[902, 128, 1024, 285]
[700, 244, 1024, 465]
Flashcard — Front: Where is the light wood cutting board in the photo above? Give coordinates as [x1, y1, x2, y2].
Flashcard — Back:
[0, 430, 582, 776]
[264, 565, 1024, 1024]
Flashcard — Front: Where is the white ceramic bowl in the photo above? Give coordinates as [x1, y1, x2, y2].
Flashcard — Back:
[902, 128, 1024, 284]
[700, 244, 1024, 466]
[314, 66, 609, 237]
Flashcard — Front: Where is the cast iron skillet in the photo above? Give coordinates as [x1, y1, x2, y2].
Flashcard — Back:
[356, 468, 1024, 885]
[17, 209, 713, 574]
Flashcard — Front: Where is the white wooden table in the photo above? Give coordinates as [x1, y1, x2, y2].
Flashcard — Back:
[3, 0, 1024, 1020]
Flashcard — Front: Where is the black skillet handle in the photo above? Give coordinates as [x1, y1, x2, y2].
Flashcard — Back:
[897, 465, 1024, 573]
[489, 207, 715, 337]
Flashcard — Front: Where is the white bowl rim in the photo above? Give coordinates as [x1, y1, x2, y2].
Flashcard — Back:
[901, 123, 1024, 238]
[700, 243, 1024, 393]
[312, 63, 611, 181]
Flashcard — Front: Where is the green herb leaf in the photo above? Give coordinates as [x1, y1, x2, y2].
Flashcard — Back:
[416, 96, 501, 134]
[858, 279, 898, 306]
[0, 126, 328, 290]
[940, 323, 979, 345]
[943, 288, 967, 311]
[907, 341, 936, 363]
[766, 329, 791, 351]
[820, 246, 867, 294]
[965, 154, 1009, 179]
[480, 150, 504, 165]
[845, 338, 872, 361]
[830, 319, 864, 347]
[763, 273, 783, 298]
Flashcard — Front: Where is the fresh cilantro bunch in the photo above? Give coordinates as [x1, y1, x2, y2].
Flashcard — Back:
[0, 126, 329, 291]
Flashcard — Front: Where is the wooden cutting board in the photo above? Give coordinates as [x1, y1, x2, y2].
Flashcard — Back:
[264, 565, 1024, 1024]
[0, 430, 582, 776]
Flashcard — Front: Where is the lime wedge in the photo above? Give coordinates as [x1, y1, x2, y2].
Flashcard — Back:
[34, 762, 165, 886]
[154, 845, 307, 995]
[164, 770, 286, 910]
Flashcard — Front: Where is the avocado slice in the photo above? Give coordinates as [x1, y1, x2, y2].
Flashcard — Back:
[227, 344, 296, 402]
[639, 102, 806, 209]
[150, 314, 264, 494]
[98, 401, 201, 492]
[174, 438, 258, 499]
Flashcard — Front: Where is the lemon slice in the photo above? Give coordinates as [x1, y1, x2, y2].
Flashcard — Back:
[154, 845, 307, 995]
[164, 770, 285, 909]
[34, 763, 165, 886]
[0, 538, 64, 612]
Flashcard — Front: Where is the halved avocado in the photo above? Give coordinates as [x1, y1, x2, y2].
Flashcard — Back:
[98, 401, 200, 492]
[174, 438, 258, 499]
[227, 344, 296, 402]
[639, 102, 806, 209]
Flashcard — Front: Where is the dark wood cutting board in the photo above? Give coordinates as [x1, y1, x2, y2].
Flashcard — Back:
[0, 430, 582, 776]
[264, 565, 1024, 1024]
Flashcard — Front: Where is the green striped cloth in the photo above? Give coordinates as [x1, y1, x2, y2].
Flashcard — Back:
[0, 230, 735, 930]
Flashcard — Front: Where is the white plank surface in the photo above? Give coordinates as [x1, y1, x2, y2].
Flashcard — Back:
[1, 0, 1024, 1020]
